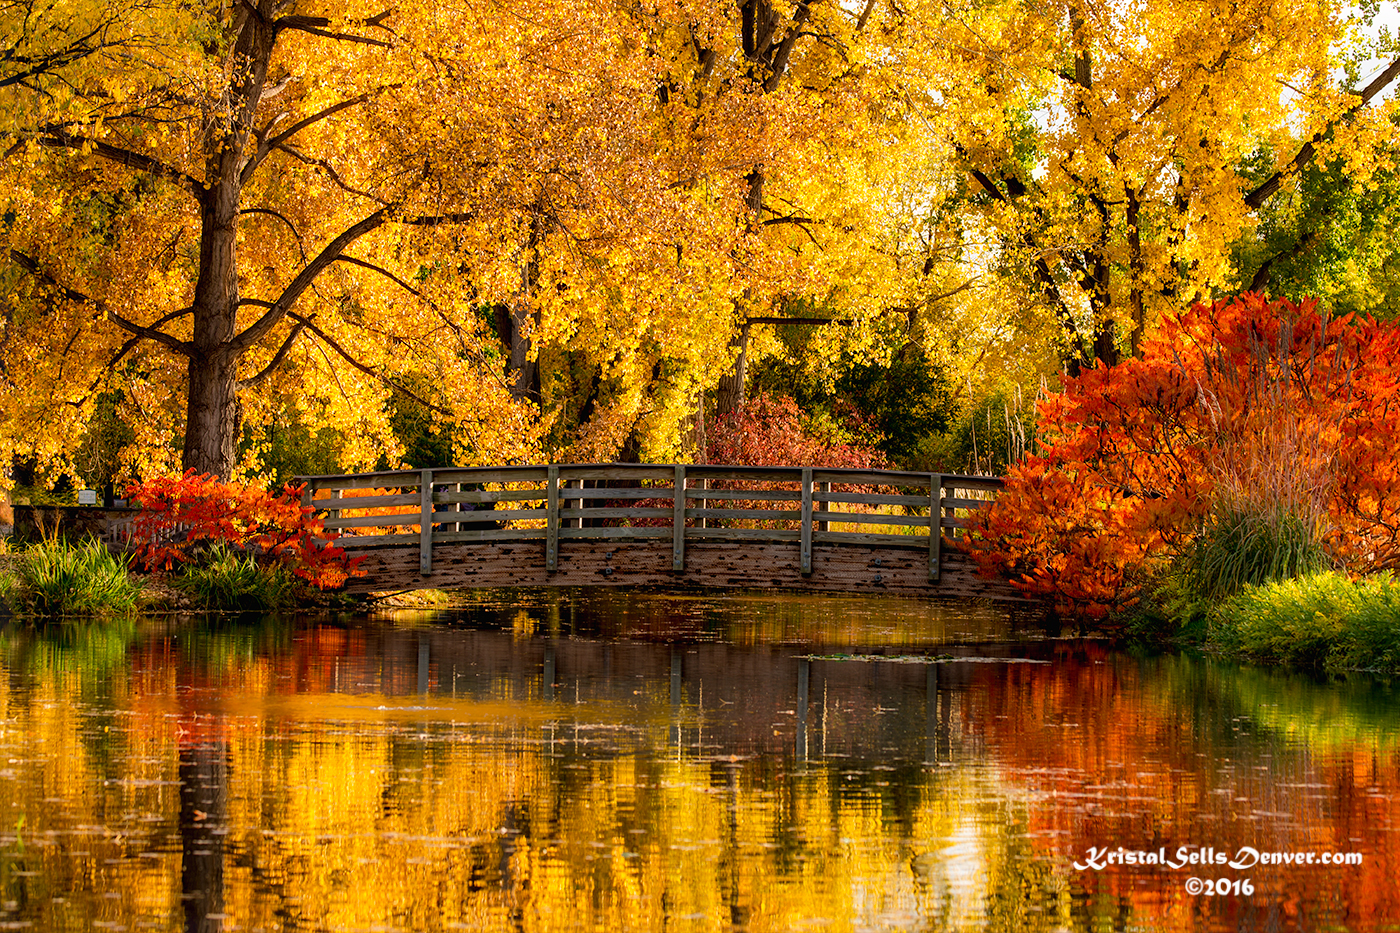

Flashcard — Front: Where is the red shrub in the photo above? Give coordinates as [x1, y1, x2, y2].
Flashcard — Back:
[970, 293, 1400, 617]
[126, 471, 364, 590]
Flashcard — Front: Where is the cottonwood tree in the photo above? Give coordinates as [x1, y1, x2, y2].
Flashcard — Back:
[0, 0, 755, 478]
[916, 0, 1400, 370]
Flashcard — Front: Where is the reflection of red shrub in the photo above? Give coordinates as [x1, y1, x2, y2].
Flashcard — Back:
[705, 393, 887, 469]
[970, 293, 1400, 619]
[126, 470, 364, 589]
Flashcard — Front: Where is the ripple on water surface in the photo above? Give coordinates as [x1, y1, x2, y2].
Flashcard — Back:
[0, 589, 1395, 932]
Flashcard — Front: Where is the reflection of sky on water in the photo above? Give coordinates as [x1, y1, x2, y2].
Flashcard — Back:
[0, 590, 1395, 931]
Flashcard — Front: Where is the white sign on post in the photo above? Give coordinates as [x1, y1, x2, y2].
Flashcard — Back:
[77, 489, 98, 506]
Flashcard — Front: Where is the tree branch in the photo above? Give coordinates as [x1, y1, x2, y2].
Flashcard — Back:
[240, 207, 307, 260]
[230, 207, 392, 354]
[237, 316, 308, 389]
[275, 14, 394, 48]
[8, 250, 194, 356]
[241, 90, 387, 184]
[277, 306, 452, 415]
[101, 306, 194, 376]
[1244, 55, 1400, 209]
[35, 126, 204, 198]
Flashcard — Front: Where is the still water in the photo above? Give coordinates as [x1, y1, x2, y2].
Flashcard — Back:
[0, 590, 1397, 932]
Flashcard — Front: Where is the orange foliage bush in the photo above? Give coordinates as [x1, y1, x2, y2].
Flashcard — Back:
[970, 293, 1400, 618]
[126, 471, 364, 589]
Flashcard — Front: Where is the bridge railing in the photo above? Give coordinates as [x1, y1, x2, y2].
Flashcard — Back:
[296, 464, 1002, 581]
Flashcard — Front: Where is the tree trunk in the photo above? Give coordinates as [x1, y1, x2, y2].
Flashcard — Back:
[715, 321, 751, 414]
[178, 6, 274, 479]
[182, 350, 240, 477]
[182, 184, 242, 477]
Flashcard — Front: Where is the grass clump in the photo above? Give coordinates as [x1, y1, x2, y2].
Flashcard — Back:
[1211, 571, 1400, 672]
[173, 544, 301, 612]
[1183, 506, 1332, 600]
[8, 538, 143, 617]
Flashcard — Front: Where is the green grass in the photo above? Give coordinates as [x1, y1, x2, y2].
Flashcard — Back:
[173, 544, 301, 611]
[1183, 506, 1330, 600]
[13, 538, 143, 617]
[1211, 571, 1400, 672]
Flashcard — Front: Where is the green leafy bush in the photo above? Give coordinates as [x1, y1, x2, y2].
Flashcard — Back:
[1212, 571, 1400, 672]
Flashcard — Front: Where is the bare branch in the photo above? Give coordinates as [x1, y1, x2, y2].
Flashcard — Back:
[230, 207, 392, 354]
[279, 307, 452, 415]
[240, 206, 307, 261]
[333, 255, 422, 296]
[96, 306, 194, 388]
[272, 142, 387, 203]
[241, 90, 388, 184]
[275, 15, 393, 48]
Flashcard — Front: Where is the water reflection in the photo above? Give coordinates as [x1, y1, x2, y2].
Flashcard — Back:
[0, 591, 1395, 931]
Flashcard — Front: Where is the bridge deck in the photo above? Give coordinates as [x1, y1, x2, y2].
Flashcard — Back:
[295, 464, 1019, 599]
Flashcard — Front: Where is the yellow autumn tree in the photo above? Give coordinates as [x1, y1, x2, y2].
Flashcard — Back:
[0, 0, 775, 480]
[908, 0, 1400, 369]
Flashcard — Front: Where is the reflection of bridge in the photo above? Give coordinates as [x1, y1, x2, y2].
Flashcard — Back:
[297, 464, 1020, 599]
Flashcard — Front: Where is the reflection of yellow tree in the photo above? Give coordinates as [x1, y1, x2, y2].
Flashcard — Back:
[2, 628, 1398, 931]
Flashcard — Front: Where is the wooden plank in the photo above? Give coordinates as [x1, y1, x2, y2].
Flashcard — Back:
[697, 477, 708, 529]
[426, 466, 550, 485]
[930, 473, 942, 582]
[551, 465, 675, 481]
[674, 488, 802, 502]
[939, 474, 1004, 492]
[673, 465, 685, 572]
[816, 481, 830, 533]
[559, 526, 671, 540]
[800, 467, 813, 576]
[684, 507, 801, 521]
[559, 487, 674, 500]
[433, 527, 548, 543]
[812, 469, 932, 488]
[300, 469, 419, 489]
[685, 466, 805, 483]
[324, 514, 423, 530]
[819, 491, 933, 508]
[435, 489, 546, 505]
[431, 507, 543, 523]
[813, 531, 929, 548]
[313, 493, 420, 511]
[419, 469, 433, 575]
[546, 465, 559, 573]
[812, 510, 931, 527]
[685, 528, 802, 541]
[558, 507, 672, 520]
[941, 496, 996, 510]
[338, 532, 422, 548]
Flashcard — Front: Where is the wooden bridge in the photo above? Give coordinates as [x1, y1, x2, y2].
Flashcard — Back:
[297, 464, 1019, 599]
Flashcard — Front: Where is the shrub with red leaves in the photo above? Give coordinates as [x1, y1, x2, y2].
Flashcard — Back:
[126, 471, 364, 590]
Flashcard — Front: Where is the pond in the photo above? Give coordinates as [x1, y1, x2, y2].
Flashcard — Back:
[0, 590, 1396, 932]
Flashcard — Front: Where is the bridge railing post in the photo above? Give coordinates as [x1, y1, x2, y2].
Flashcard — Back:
[800, 467, 813, 576]
[673, 464, 686, 572]
[929, 473, 942, 582]
[546, 465, 560, 573]
[420, 469, 433, 575]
